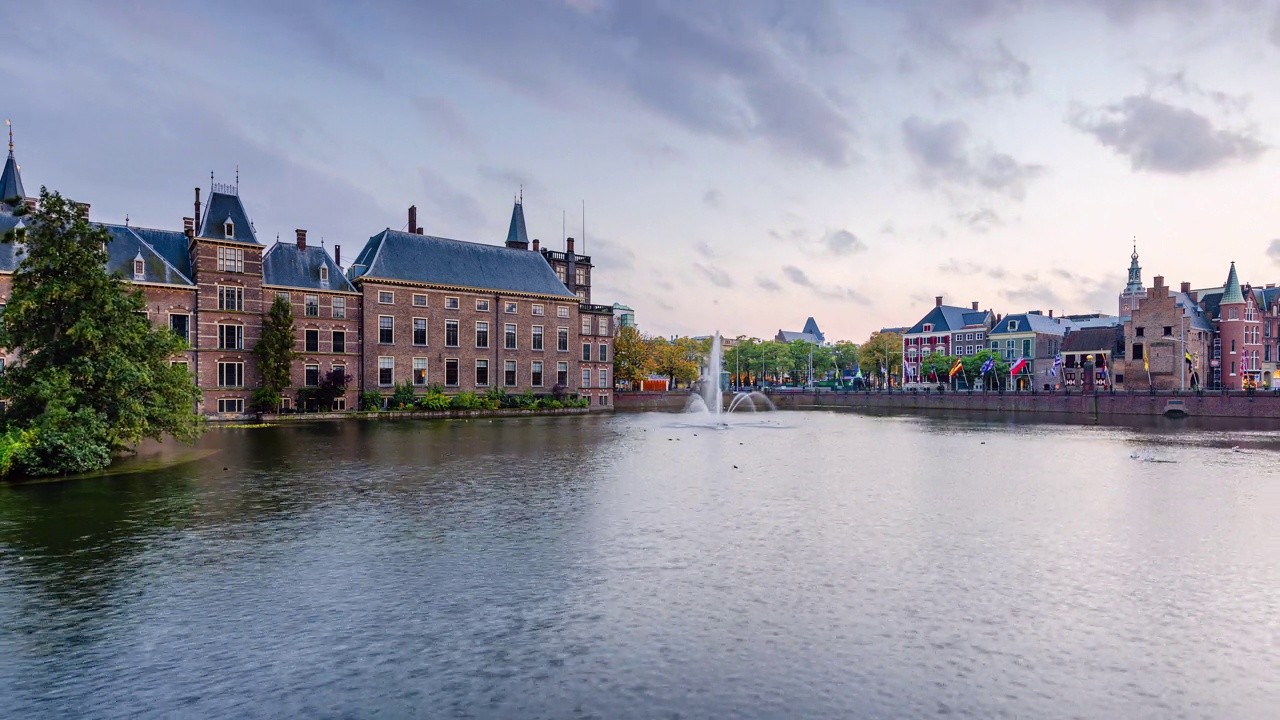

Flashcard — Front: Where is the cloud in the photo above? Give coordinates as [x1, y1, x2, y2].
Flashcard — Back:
[590, 236, 637, 272]
[694, 262, 734, 288]
[1000, 284, 1064, 309]
[413, 96, 474, 146]
[957, 207, 1002, 232]
[823, 229, 867, 255]
[901, 117, 1044, 199]
[756, 275, 782, 292]
[777, 264, 873, 306]
[782, 265, 812, 286]
[1268, 239, 1280, 264]
[1069, 96, 1265, 173]
[1141, 69, 1251, 113]
[702, 189, 723, 208]
[418, 167, 485, 234]
[939, 259, 1008, 280]
[1271, 9, 1280, 47]
[695, 241, 715, 258]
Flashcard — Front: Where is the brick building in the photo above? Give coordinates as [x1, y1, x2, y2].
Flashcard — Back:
[0, 141, 614, 415]
[1123, 275, 1213, 391]
[901, 298, 994, 383]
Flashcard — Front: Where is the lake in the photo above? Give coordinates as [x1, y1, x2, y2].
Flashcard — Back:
[1, 411, 1278, 718]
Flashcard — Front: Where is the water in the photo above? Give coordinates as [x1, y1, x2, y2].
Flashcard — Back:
[1, 412, 1278, 718]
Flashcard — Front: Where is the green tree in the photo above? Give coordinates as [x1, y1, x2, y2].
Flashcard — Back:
[253, 295, 298, 411]
[759, 340, 791, 386]
[612, 326, 654, 388]
[858, 330, 903, 380]
[0, 187, 201, 476]
[650, 336, 701, 388]
[832, 341, 859, 382]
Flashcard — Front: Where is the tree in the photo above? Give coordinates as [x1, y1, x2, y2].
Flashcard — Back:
[858, 330, 903, 380]
[612, 326, 654, 389]
[650, 336, 700, 388]
[759, 340, 792, 386]
[832, 341, 859, 381]
[0, 187, 201, 476]
[297, 369, 350, 412]
[253, 295, 298, 411]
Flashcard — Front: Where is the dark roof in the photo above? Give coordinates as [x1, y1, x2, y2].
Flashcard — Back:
[1062, 326, 1123, 353]
[101, 224, 194, 286]
[128, 225, 192, 279]
[1221, 262, 1244, 304]
[990, 312, 1072, 335]
[0, 212, 27, 271]
[776, 330, 819, 344]
[349, 229, 578, 298]
[801, 317, 825, 344]
[198, 190, 259, 244]
[505, 201, 529, 247]
[0, 151, 23, 202]
[263, 241, 356, 293]
[905, 305, 992, 334]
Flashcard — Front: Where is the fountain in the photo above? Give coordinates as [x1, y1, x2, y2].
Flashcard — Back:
[685, 332, 776, 417]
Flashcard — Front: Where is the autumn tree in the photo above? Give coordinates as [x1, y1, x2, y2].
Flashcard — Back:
[612, 326, 654, 389]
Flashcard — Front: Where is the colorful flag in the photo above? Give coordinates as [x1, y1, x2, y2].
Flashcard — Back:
[948, 358, 964, 378]
[1010, 358, 1028, 377]
[1184, 350, 1193, 367]
[980, 357, 995, 375]
[1143, 353, 1149, 372]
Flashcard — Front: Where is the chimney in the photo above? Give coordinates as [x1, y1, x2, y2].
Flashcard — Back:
[971, 301, 979, 311]
[77, 203, 89, 220]
[1049, 309, 1054, 318]
[1153, 275, 1165, 290]
[183, 217, 194, 239]
[408, 205, 417, 234]
[935, 296, 943, 307]
[335, 245, 341, 267]
[194, 188, 201, 228]
[567, 236, 575, 253]
[296, 229, 307, 251]
[1180, 281, 1191, 295]
[533, 238, 540, 251]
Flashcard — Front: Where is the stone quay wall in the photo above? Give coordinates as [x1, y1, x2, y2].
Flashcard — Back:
[615, 389, 1280, 420]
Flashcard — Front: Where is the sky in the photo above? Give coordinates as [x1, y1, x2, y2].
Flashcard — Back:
[5, 0, 1280, 342]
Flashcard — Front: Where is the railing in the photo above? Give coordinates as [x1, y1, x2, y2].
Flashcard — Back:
[541, 250, 592, 264]
[211, 182, 237, 196]
[579, 303, 613, 314]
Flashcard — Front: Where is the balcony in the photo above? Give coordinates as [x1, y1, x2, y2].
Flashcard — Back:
[542, 250, 593, 265]
[579, 303, 613, 314]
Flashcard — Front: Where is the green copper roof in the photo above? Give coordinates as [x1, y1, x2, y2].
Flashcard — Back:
[1221, 262, 1244, 305]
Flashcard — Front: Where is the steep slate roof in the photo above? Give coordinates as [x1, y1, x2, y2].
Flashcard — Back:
[349, 229, 578, 298]
[801, 317, 825, 344]
[989, 312, 1073, 335]
[128, 225, 192, 279]
[905, 305, 991, 334]
[101, 224, 194, 286]
[198, 190, 260, 244]
[0, 149, 23, 202]
[1062, 326, 1124, 355]
[505, 200, 529, 248]
[1221, 262, 1245, 305]
[777, 330, 819, 344]
[1068, 315, 1125, 330]
[0, 212, 27, 272]
[263, 241, 357, 293]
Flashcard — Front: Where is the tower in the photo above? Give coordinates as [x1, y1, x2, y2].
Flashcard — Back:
[1119, 241, 1146, 316]
[504, 196, 529, 250]
[1, 120, 25, 204]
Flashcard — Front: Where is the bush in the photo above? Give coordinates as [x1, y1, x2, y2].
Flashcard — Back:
[5, 405, 113, 477]
[416, 392, 451, 411]
[360, 390, 383, 411]
[450, 392, 482, 410]
[251, 388, 282, 413]
[391, 381, 417, 409]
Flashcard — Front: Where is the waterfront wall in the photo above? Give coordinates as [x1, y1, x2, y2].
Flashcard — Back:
[615, 390, 1280, 420]
[248, 407, 591, 424]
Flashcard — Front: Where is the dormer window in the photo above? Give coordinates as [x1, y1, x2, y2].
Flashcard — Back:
[224, 220, 234, 239]
[133, 259, 145, 280]
[922, 324, 932, 333]
[319, 266, 329, 283]
[1008, 320, 1019, 331]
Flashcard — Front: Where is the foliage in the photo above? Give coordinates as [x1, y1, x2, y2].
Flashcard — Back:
[612, 326, 654, 388]
[415, 391, 451, 411]
[0, 188, 202, 477]
[253, 295, 298, 409]
[858, 330, 903, 378]
[832, 341, 860, 378]
[551, 383, 569, 402]
[251, 388, 282, 413]
[390, 381, 417, 409]
[650, 336, 701, 387]
[360, 390, 383, 411]
[314, 369, 350, 410]
[449, 391, 496, 410]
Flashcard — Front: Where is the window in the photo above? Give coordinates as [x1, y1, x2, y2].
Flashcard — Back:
[217, 324, 244, 350]
[475, 359, 489, 386]
[305, 295, 319, 317]
[171, 360, 189, 371]
[332, 365, 345, 383]
[557, 306, 570, 318]
[218, 286, 244, 311]
[1008, 320, 1018, 331]
[413, 293, 427, 307]
[582, 317, 592, 335]
[332, 331, 346, 354]
[413, 318, 427, 345]
[217, 398, 243, 413]
[413, 358, 428, 386]
[582, 343, 591, 361]
[923, 324, 932, 332]
[505, 324, 517, 350]
[170, 314, 190, 343]
[332, 397, 346, 411]
[576, 289, 587, 301]
[379, 316, 394, 344]
[599, 344, 608, 362]
[133, 258, 145, 279]
[977, 333, 984, 341]
[1022, 339, 1031, 358]
[557, 361, 568, 386]
[966, 333, 973, 341]
[217, 362, 244, 387]
[532, 326, 544, 350]
[598, 318, 609, 335]
[223, 220, 235, 239]
[476, 322, 489, 348]
[599, 394, 608, 406]
[1136, 326, 1145, 337]
[582, 368, 591, 388]
[505, 360, 517, 387]
[276, 292, 291, 304]
[445, 320, 459, 347]
[320, 266, 329, 283]
[556, 266, 566, 283]
[599, 368, 608, 388]
[1246, 305, 1256, 321]
[557, 328, 569, 352]
[305, 329, 318, 352]
[476, 299, 490, 311]
[532, 361, 544, 387]
[1163, 326, 1173, 337]
[332, 297, 346, 319]
[532, 304, 544, 316]
[505, 301, 517, 314]
[1133, 343, 1144, 360]
[1231, 339, 1236, 352]
[576, 267, 587, 286]
[378, 357, 394, 386]
[445, 359, 459, 386]
[378, 291, 394, 304]
[1229, 308, 1239, 320]
[305, 364, 319, 387]
[445, 297, 460, 310]
[217, 246, 244, 272]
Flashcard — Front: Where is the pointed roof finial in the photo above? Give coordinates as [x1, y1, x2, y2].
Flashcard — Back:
[5, 119, 12, 155]
[125, 214, 130, 226]
[519, 184, 523, 204]
[235, 164, 239, 191]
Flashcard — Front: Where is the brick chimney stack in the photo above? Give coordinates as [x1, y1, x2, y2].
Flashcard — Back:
[194, 188, 201, 228]
[567, 237, 575, 254]
[1049, 309, 1054, 318]
[971, 301, 979, 311]
[1180, 281, 1191, 294]
[1154, 275, 1165, 290]
[296, 229, 307, 251]
[408, 205, 417, 235]
[936, 296, 943, 307]
[533, 238, 540, 251]
[183, 217, 194, 239]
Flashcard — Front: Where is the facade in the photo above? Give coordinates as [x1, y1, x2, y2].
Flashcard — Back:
[0, 142, 614, 415]
[1061, 325, 1126, 389]
[987, 311, 1073, 389]
[902, 298, 994, 383]
[1119, 244, 1147, 317]
[1123, 275, 1213, 391]
[613, 303, 636, 330]
[775, 317, 825, 345]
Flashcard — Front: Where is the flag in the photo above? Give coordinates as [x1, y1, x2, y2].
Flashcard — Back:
[980, 357, 995, 375]
[1143, 353, 1149, 372]
[1010, 358, 1028, 377]
[948, 358, 963, 378]
[1184, 350, 1193, 367]
[854, 365, 863, 379]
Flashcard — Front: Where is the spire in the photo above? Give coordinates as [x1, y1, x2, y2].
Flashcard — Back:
[1, 120, 24, 203]
[1124, 237, 1144, 294]
[504, 195, 530, 249]
[1221, 261, 1245, 304]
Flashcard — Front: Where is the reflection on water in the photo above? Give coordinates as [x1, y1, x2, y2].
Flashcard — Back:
[1, 413, 1278, 718]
